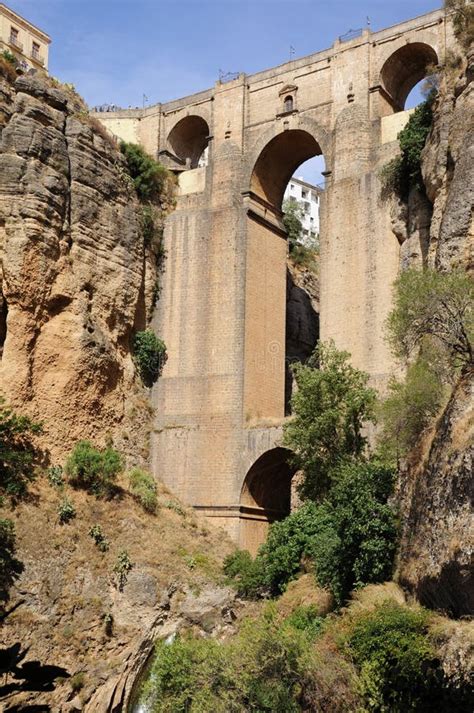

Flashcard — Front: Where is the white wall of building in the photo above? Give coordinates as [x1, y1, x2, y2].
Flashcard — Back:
[283, 176, 321, 243]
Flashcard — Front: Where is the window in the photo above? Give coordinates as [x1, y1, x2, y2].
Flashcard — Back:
[32, 41, 41, 60]
[290, 183, 295, 191]
[284, 96, 293, 113]
[301, 189, 307, 199]
[303, 201, 310, 214]
[10, 26, 20, 47]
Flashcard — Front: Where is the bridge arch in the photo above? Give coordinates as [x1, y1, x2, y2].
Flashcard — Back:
[166, 114, 210, 168]
[239, 446, 297, 553]
[244, 117, 332, 201]
[379, 42, 438, 112]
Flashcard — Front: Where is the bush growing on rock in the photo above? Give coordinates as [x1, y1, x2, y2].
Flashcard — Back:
[0, 397, 42, 499]
[133, 330, 167, 386]
[139, 606, 339, 713]
[380, 98, 434, 200]
[65, 440, 123, 497]
[387, 268, 473, 370]
[129, 467, 158, 513]
[0, 518, 23, 607]
[346, 602, 443, 711]
[120, 141, 168, 203]
[57, 497, 76, 524]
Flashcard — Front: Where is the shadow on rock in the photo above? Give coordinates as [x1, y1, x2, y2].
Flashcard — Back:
[0, 642, 69, 700]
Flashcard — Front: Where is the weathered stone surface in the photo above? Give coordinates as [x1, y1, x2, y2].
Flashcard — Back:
[396, 54, 474, 617]
[0, 74, 153, 461]
[397, 372, 474, 618]
[422, 46, 474, 271]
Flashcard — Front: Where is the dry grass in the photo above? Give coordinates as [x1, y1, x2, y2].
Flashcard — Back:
[0, 471, 235, 707]
[0, 56, 17, 83]
[74, 111, 119, 151]
[275, 573, 334, 618]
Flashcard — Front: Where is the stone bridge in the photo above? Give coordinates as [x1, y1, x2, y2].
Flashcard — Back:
[95, 8, 455, 551]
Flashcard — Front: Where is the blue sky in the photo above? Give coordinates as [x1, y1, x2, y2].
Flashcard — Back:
[9, 0, 439, 183]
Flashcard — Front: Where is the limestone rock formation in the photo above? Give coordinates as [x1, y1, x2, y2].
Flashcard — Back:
[398, 373, 474, 617]
[285, 259, 319, 410]
[0, 73, 155, 462]
[422, 46, 474, 271]
[395, 51, 474, 617]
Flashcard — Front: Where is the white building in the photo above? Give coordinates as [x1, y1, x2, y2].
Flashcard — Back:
[283, 176, 322, 243]
[0, 4, 50, 72]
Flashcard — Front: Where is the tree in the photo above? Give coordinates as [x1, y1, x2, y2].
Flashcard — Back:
[378, 351, 448, 463]
[282, 199, 304, 252]
[0, 518, 23, 608]
[0, 398, 42, 499]
[445, 0, 474, 49]
[283, 342, 377, 500]
[387, 269, 473, 369]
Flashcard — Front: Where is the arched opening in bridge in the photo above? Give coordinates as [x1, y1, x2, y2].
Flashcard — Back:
[246, 129, 323, 419]
[381, 42, 438, 113]
[167, 115, 210, 169]
[239, 447, 296, 553]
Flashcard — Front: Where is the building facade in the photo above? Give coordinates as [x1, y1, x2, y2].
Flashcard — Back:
[283, 176, 322, 242]
[0, 3, 50, 72]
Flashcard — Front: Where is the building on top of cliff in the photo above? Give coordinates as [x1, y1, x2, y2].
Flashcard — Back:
[0, 3, 50, 72]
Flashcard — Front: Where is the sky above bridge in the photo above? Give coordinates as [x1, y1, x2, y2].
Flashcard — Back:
[9, 0, 440, 184]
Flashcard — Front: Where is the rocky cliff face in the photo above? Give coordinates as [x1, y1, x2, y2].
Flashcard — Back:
[285, 259, 319, 412]
[395, 50, 474, 617]
[0, 73, 156, 463]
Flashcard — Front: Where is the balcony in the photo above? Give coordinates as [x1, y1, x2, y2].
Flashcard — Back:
[31, 51, 45, 66]
[9, 35, 23, 52]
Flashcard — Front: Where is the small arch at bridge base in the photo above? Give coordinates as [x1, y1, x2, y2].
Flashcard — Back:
[239, 446, 296, 555]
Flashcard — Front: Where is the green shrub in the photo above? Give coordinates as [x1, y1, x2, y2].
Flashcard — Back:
[387, 268, 473, 369]
[133, 330, 167, 386]
[58, 497, 76, 524]
[378, 354, 448, 461]
[347, 602, 442, 711]
[129, 468, 158, 513]
[223, 549, 264, 598]
[70, 671, 86, 692]
[113, 549, 133, 590]
[65, 440, 123, 497]
[47, 465, 64, 488]
[311, 461, 397, 605]
[283, 604, 324, 638]
[0, 518, 23, 607]
[380, 99, 433, 200]
[283, 341, 377, 500]
[246, 461, 397, 605]
[140, 607, 323, 713]
[282, 199, 304, 251]
[0, 398, 42, 499]
[89, 524, 109, 552]
[120, 141, 168, 203]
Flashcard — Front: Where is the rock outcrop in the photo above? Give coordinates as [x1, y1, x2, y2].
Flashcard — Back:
[397, 373, 474, 617]
[285, 259, 319, 411]
[395, 50, 474, 617]
[0, 73, 157, 462]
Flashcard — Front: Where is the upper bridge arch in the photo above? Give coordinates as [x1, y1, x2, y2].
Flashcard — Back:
[379, 42, 439, 112]
[243, 117, 332, 206]
[166, 114, 211, 168]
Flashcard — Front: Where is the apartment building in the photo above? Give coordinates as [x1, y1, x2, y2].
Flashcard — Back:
[0, 3, 50, 71]
[284, 176, 322, 242]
